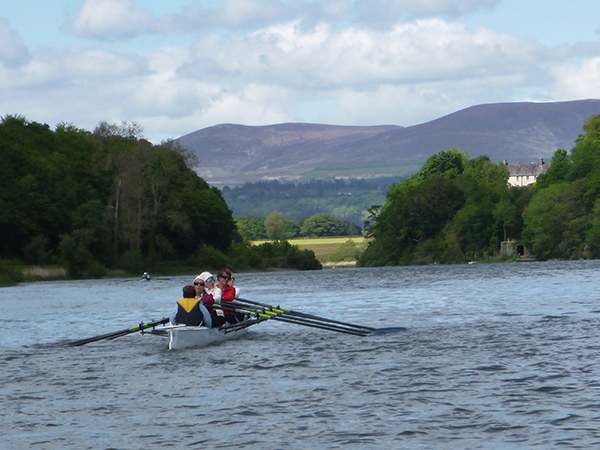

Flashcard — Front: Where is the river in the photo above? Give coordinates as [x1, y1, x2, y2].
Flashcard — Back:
[2, 261, 600, 449]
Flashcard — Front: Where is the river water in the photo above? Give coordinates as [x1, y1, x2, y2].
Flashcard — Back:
[2, 261, 600, 449]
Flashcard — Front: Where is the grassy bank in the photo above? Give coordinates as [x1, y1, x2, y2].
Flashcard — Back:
[0, 238, 364, 286]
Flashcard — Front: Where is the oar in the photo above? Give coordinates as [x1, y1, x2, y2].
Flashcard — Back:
[222, 301, 374, 336]
[234, 297, 376, 333]
[217, 302, 372, 336]
[220, 317, 264, 334]
[69, 318, 169, 346]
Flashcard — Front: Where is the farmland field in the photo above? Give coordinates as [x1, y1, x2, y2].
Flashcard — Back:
[253, 236, 365, 263]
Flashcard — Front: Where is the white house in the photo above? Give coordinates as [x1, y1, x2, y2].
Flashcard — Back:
[504, 158, 549, 187]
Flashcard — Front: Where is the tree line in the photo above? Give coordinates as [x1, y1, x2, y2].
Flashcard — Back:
[4, 112, 598, 280]
[236, 212, 360, 241]
[358, 114, 600, 266]
[0, 116, 320, 283]
[221, 177, 397, 226]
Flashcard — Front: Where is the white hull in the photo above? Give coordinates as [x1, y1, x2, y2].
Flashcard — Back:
[161, 323, 251, 350]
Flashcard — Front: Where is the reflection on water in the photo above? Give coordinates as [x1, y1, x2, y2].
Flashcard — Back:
[2, 261, 600, 448]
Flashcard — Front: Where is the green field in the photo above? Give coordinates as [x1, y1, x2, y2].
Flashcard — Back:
[253, 236, 365, 263]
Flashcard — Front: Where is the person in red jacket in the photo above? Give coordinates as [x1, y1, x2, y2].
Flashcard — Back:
[217, 268, 245, 324]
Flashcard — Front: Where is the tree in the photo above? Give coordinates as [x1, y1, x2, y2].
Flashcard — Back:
[522, 183, 573, 259]
[300, 213, 348, 237]
[264, 211, 286, 240]
[536, 149, 570, 188]
[359, 174, 465, 266]
[416, 148, 468, 181]
[359, 150, 521, 266]
[522, 114, 600, 260]
[0, 116, 238, 276]
[493, 198, 518, 242]
[236, 216, 267, 240]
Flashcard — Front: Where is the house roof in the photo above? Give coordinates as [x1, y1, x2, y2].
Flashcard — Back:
[505, 159, 549, 177]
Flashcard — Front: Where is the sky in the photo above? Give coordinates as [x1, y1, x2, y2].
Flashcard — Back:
[1, 0, 599, 144]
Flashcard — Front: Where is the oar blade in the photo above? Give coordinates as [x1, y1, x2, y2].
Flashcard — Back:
[370, 326, 408, 335]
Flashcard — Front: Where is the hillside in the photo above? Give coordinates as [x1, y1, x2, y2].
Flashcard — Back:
[176, 99, 600, 187]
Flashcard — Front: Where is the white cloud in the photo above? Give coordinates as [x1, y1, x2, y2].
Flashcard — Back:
[348, 0, 500, 23]
[175, 19, 538, 93]
[0, 19, 30, 67]
[546, 57, 600, 99]
[3, 0, 600, 143]
[69, 0, 154, 38]
[65, 0, 501, 40]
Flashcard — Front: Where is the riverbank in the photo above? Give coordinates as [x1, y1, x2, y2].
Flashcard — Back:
[22, 266, 68, 281]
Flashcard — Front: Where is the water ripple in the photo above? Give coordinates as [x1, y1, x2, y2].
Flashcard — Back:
[4, 262, 600, 448]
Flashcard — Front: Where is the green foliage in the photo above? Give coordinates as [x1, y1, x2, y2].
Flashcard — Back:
[22, 235, 52, 265]
[325, 239, 362, 262]
[192, 244, 229, 270]
[224, 242, 265, 270]
[359, 150, 523, 266]
[264, 211, 286, 239]
[119, 249, 145, 274]
[536, 149, 570, 188]
[221, 177, 397, 227]
[57, 232, 107, 279]
[520, 115, 600, 260]
[416, 149, 468, 181]
[300, 213, 351, 237]
[0, 258, 24, 286]
[283, 219, 301, 238]
[8, 111, 600, 273]
[585, 198, 600, 256]
[236, 216, 267, 240]
[357, 113, 600, 265]
[0, 116, 240, 277]
[523, 180, 590, 259]
[253, 240, 322, 270]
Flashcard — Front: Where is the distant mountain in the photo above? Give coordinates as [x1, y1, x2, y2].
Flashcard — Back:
[176, 99, 600, 187]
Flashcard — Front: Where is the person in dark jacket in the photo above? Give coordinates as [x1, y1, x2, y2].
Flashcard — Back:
[170, 285, 206, 326]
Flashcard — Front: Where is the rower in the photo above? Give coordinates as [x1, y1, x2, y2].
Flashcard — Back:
[171, 285, 206, 326]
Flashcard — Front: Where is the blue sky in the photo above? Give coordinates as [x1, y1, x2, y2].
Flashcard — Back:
[1, 0, 599, 143]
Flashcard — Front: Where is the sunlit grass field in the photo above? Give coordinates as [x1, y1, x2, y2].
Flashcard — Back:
[253, 236, 365, 262]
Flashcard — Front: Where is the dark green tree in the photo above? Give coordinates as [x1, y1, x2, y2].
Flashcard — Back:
[300, 213, 348, 237]
[0, 116, 237, 277]
[522, 114, 600, 259]
[359, 150, 516, 266]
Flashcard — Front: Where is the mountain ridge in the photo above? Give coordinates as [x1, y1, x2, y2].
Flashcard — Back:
[176, 99, 600, 187]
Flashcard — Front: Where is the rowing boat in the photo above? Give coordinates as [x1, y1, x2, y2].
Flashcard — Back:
[158, 320, 258, 350]
[69, 298, 376, 349]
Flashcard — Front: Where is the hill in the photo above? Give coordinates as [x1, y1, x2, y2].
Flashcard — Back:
[176, 99, 600, 187]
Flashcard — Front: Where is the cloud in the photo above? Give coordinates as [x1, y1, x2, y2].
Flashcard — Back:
[0, 46, 147, 90]
[69, 0, 154, 39]
[0, 19, 30, 67]
[66, 0, 501, 39]
[176, 19, 538, 91]
[546, 57, 600, 99]
[6, 0, 600, 144]
[346, 0, 500, 24]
